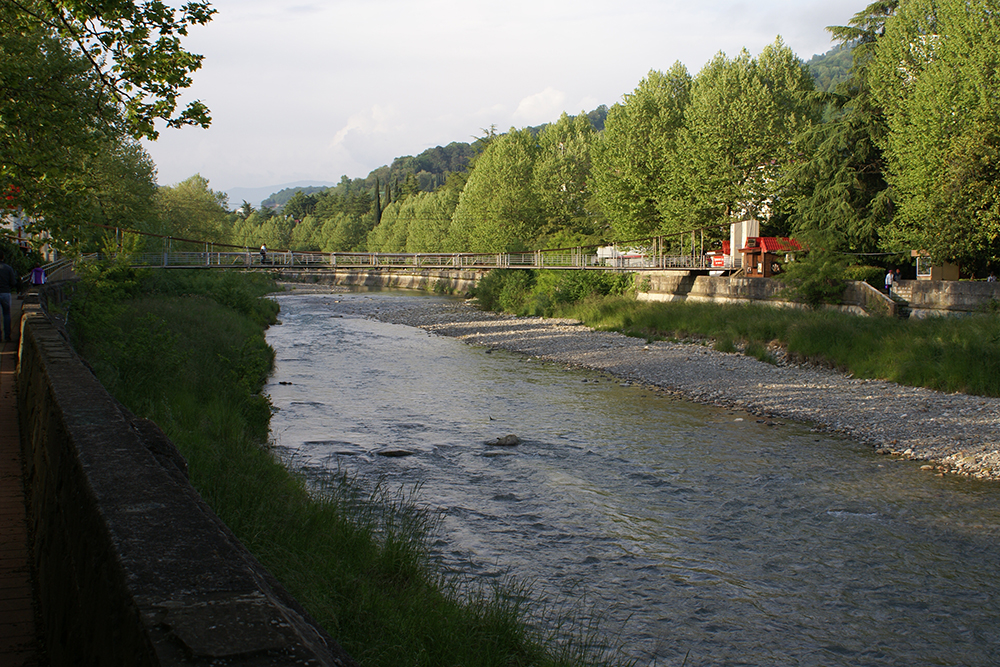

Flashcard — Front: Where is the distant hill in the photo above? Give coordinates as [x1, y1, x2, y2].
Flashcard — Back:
[226, 181, 336, 209]
[805, 43, 854, 92]
[260, 184, 335, 210]
[230, 105, 612, 210]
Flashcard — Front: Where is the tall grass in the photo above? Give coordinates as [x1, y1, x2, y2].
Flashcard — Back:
[557, 296, 1000, 397]
[66, 264, 630, 667]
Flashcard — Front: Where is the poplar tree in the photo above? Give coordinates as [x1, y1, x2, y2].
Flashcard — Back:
[447, 128, 541, 253]
[591, 64, 692, 240]
[532, 112, 601, 245]
[680, 39, 817, 231]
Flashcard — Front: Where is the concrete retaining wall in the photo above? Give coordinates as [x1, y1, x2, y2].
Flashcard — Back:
[895, 279, 1000, 317]
[634, 272, 885, 315]
[276, 267, 485, 294]
[16, 295, 357, 666]
[634, 271, 1000, 317]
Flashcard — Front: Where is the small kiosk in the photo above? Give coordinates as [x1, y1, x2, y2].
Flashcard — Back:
[739, 237, 802, 277]
[912, 250, 960, 281]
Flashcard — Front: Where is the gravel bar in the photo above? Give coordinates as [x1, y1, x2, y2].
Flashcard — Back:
[280, 285, 1000, 481]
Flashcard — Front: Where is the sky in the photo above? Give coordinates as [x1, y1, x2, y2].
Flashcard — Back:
[141, 0, 871, 202]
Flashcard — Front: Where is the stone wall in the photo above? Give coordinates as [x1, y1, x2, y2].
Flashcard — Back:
[634, 272, 885, 315]
[633, 271, 1000, 317]
[276, 267, 485, 294]
[16, 295, 357, 666]
[895, 279, 1000, 317]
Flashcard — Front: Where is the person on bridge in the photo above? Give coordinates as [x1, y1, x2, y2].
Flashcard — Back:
[0, 250, 20, 342]
[260, 244, 267, 264]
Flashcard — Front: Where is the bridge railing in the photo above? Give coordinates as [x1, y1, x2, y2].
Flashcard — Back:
[122, 248, 741, 271]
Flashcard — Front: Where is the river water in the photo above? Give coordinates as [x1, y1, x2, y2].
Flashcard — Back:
[265, 291, 1000, 666]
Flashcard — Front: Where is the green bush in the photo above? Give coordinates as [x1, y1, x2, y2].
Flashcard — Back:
[845, 265, 887, 288]
[475, 269, 633, 317]
[778, 248, 848, 308]
[471, 269, 536, 312]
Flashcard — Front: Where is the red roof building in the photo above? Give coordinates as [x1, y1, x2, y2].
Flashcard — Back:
[740, 237, 802, 277]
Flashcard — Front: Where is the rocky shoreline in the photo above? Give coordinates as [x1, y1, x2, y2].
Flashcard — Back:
[279, 284, 1000, 480]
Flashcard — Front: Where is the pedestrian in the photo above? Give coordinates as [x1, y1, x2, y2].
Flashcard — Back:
[885, 268, 894, 295]
[894, 268, 901, 286]
[0, 250, 20, 343]
[260, 243, 267, 264]
[989, 273, 997, 283]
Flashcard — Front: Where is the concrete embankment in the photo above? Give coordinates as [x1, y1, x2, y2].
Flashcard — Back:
[279, 267, 1000, 318]
[276, 267, 486, 294]
[634, 272, 1000, 317]
[16, 292, 357, 666]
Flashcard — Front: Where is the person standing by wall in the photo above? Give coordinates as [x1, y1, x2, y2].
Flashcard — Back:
[0, 250, 20, 342]
[885, 268, 894, 295]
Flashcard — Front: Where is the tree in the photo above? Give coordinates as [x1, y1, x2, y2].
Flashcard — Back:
[870, 0, 1000, 271]
[448, 128, 541, 253]
[156, 174, 230, 248]
[680, 39, 817, 231]
[366, 199, 410, 252]
[785, 1, 898, 256]
[591, 64, 692, 240]
[406, 188, 461, 253]
[1, 0, 215, 139]
[290, 216, 320, 250]
[1, 25, 116, 226]
[1, 0, 214, 248]
[318, 213, 369, 252]
[237, 200, 255, 219]
[80, 137, 160, 243]
[532, 112, 603, 245]
[283, 191, 317, 221]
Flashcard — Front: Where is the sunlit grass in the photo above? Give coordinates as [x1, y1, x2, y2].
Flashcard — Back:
[557, 296, 1000, 397]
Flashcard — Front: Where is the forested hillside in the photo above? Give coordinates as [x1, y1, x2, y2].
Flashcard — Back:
[805, 43, 854, 92]
[9, 1, 1000, 278]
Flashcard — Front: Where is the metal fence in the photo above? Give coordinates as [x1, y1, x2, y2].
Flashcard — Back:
[124, 247, 741, 272]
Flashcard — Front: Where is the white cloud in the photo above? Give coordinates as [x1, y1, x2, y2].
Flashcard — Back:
[329, 105, 400, 152]
[513, 88, 568, 125]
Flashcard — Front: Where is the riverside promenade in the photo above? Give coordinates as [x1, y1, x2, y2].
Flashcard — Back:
[0, 297, 44, 665]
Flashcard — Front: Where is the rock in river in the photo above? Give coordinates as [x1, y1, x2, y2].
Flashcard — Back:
[375, 448, 415, 458]
[486, 434, 521, 447]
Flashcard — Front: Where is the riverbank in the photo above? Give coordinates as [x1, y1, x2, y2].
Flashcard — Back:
[279, 283, 1000, 480]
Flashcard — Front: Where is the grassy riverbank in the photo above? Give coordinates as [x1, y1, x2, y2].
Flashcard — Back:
[473, 269, 1000, 397]
[65, 264, 626, 667]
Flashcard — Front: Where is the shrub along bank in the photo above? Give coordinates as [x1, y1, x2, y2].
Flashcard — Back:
[472, 269, 1000, 398]
[65, 262, 627, 667]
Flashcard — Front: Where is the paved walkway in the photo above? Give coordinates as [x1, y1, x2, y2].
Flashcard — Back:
[0, 298, 45, 665]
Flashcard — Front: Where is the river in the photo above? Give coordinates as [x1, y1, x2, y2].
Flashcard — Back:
[265, 291, 1000, 666]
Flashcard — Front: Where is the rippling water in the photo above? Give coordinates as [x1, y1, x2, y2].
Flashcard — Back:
[266, 292, 1000, 666]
